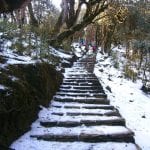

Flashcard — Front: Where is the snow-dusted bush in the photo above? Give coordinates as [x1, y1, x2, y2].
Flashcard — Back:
[124, 64, 138, 82]
[111, 51, 120, 69]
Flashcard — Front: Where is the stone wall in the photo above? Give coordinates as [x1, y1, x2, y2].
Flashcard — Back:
[0, 63, 63, 147]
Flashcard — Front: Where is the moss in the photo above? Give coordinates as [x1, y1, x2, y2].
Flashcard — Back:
[0, 63, 63, 147]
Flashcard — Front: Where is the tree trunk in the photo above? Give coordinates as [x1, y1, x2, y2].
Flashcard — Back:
[28, 2, 38, 27]
[53, 9, 65, 34]
[49, 4, 108, 47]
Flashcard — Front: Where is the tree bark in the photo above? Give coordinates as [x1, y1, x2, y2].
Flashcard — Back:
[28, 2, 38, 27]
[49, 1, 108, 47]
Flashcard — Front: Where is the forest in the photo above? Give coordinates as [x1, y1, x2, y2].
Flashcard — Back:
[0, 0, 149, 86]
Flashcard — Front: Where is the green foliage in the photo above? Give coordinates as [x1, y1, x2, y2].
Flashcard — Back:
[111, 51, 120, 69]
[62, 40, 72, 52]
[11, 41, 26, 54]
[132, 40, 150, 53]
[0, 20, 17, 33]
[0, 20, 62, 64]
[124, 64, 138, 82]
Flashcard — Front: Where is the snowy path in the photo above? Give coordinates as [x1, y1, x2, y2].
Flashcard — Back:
[11, 55, 140, 150]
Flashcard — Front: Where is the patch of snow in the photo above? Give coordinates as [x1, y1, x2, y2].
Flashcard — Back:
[5, 41, 12, 47]
[49, 46, 72, 59]
[0, 48, 35, 65]
[95, 50, 150, 150]
[0, 84, 7, 90]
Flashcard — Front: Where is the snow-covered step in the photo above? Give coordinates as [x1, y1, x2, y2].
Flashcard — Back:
[64, 77, 98, 80]
[11, 140, 139, 150]
[55, 92, 107, 98]
[64, 74, 96, 78]
[40, 117, 125, 127]
[51, 101, 113, 108]
[62, 111, 119, 117]
[44, 106, 119, 116]
[30, 126, 134, 143]
[39, 107, 121, 121]
[74, 62, 94, 65]
[65, 68, 94, 73]
[53, 96, 109, 104]
[51, 103, 114, 110]
[60, 85, 103, 90]
[64, 73, 93, 75]
[63, 78, 98, 82]
[62, 82, 101, 86]
[58, 88, 104, 93]
[61, 81, 102, 85]
[49, 110, 119, 117]
[65, 70, 87, 73]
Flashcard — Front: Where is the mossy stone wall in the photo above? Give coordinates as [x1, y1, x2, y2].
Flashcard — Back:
[0, 63, 63, 147]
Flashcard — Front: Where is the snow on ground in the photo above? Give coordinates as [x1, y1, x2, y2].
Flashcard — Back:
[0, 42, 35, 65]
[6, 44, 149, 149]
[0, 84, 7, 90]
[49, 46, 73, 59]
[94, 47, 150, 150]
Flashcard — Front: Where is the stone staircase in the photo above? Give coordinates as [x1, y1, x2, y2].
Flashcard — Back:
[26, 55, 140, 150]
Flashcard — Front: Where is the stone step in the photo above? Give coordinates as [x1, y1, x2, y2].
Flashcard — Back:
[68, 65, 94, 73]
[73, 64, 94, 66]
[31, 126, 135, 143]
[72, 63, 93, 65]
[63, 81, 100, 84]
[62, 111, 120, 117]
[64, 73, 93, 76]
[56, 92, 107, 98]
[65, 70, 87, 73]
[11, 141, 139, 150]
[77, 62, 95, 64]
[63, 79, 98, 82]
[64, 77, 97, 80]
[60, 85, 103, 90]
[65, 74, 93, 77]
[49, 106, 119, 115]
[40, 118, 126, 127]
[74, 61, 94, 63]
[58, 88, 104, 93]
[51, 101, 114, 109]
[53, 97, 109, 104]
[49, 108, 119, 117]
[62, 82, 101, 86]
[79, 58, 95, 61]
[65, 74, 96, 78]
[52, 105, 114, 110]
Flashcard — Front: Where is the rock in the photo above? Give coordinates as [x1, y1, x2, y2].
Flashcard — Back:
[99, 69, 104, 72]
[103, 64, 109, 67]
[106, 86, 112, 93]
[108, 78, 112, 81]
[142, 115, 146, 118]
[141, 85, 150, 94]
[129, 100, 134, 102]
[118, 75, 123, 78]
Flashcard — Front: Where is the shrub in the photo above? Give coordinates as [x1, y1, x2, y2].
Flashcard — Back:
[124, 64, 138, 82]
